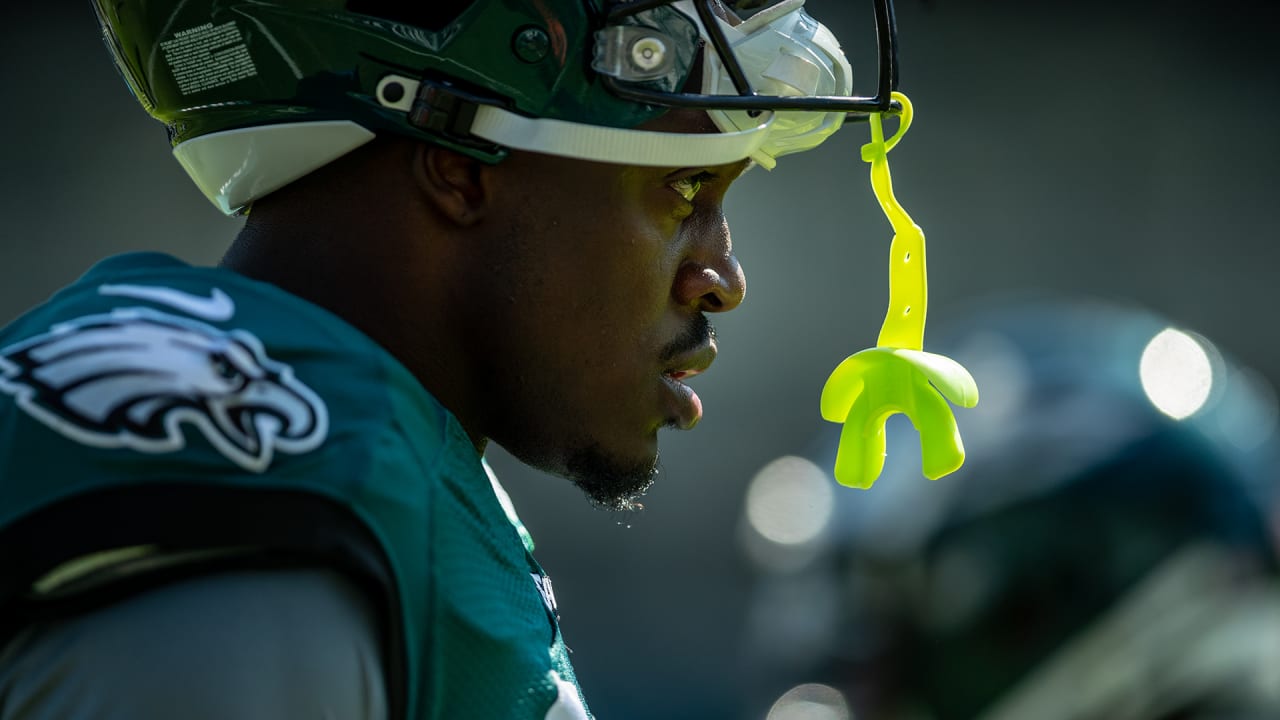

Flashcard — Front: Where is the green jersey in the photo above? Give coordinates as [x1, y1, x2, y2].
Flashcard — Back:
[0, 253, 591, 720]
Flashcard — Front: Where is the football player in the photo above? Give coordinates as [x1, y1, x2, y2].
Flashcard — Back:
[0, 1, 904, 718]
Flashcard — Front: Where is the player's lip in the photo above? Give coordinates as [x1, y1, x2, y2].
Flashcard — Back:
[660, 342, 716, 430]
[662, 342, 717, 381]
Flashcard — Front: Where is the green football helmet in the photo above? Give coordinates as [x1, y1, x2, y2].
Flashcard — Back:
[92, 0, 901, 214]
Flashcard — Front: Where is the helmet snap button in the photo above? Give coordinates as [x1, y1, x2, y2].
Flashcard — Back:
[381, 81, 405, 104]
[513, 26, 551, 63]
[630, 36, 667, 72]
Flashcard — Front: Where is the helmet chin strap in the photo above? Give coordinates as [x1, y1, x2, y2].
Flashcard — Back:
[467, 103, 772, 167]
[377, 74, 775, 167]
[820, 93, 979, 489]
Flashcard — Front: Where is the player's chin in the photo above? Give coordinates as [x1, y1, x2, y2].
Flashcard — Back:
[563, 430, 660, 512]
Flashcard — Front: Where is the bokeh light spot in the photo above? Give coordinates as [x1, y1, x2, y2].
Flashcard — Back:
[1139, 328, 1213, 420]
[766, 683, 851, 720]
[745, 455, 834, 547]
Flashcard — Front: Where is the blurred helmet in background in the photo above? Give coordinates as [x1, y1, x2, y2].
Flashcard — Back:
[739, 293, 1280, 720]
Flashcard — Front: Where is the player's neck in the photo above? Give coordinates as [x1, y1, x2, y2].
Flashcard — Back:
[220, 195, 491, 457]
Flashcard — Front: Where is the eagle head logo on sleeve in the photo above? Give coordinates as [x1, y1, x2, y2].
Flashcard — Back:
[0, 307, 328, 473]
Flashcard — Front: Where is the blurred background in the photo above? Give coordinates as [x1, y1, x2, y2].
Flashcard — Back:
[3, 0, 1279, 718]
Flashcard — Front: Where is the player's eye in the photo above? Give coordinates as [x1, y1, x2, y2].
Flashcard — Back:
[668, 171, 716, 203]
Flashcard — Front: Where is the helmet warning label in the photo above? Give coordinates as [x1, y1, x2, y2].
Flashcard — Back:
[160, 22, 259, 96]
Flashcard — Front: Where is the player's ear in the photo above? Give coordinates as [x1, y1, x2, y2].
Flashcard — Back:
[412, 143, 488, 227]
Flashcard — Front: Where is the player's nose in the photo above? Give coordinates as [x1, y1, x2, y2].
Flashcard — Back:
[674, 213, 745, 313]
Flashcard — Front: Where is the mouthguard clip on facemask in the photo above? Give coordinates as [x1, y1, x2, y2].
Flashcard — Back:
[820, 92, 978, 489]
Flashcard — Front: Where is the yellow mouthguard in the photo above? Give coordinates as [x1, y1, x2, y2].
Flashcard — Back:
[820, 92, 979, 489]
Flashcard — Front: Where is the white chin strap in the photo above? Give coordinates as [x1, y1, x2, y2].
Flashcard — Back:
[470, 104, 770, 166]
[377, 76, 774, 168]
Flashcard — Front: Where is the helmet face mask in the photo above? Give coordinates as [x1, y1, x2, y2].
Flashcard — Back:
[93, 0, 900, 213]
[596, 0, 899, 169]
[602, 0, 899, 116]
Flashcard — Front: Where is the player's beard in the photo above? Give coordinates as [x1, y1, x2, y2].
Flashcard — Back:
[566, 443, 658, 512]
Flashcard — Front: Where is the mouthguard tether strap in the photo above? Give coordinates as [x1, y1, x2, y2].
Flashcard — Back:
[820, 92, 979, 489]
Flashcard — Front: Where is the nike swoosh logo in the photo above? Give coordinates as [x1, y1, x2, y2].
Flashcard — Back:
[98, 284, 236, 321]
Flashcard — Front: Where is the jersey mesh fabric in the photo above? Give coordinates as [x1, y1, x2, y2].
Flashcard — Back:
[0, 253, 591, 720]
[429, 415, 588, 718]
